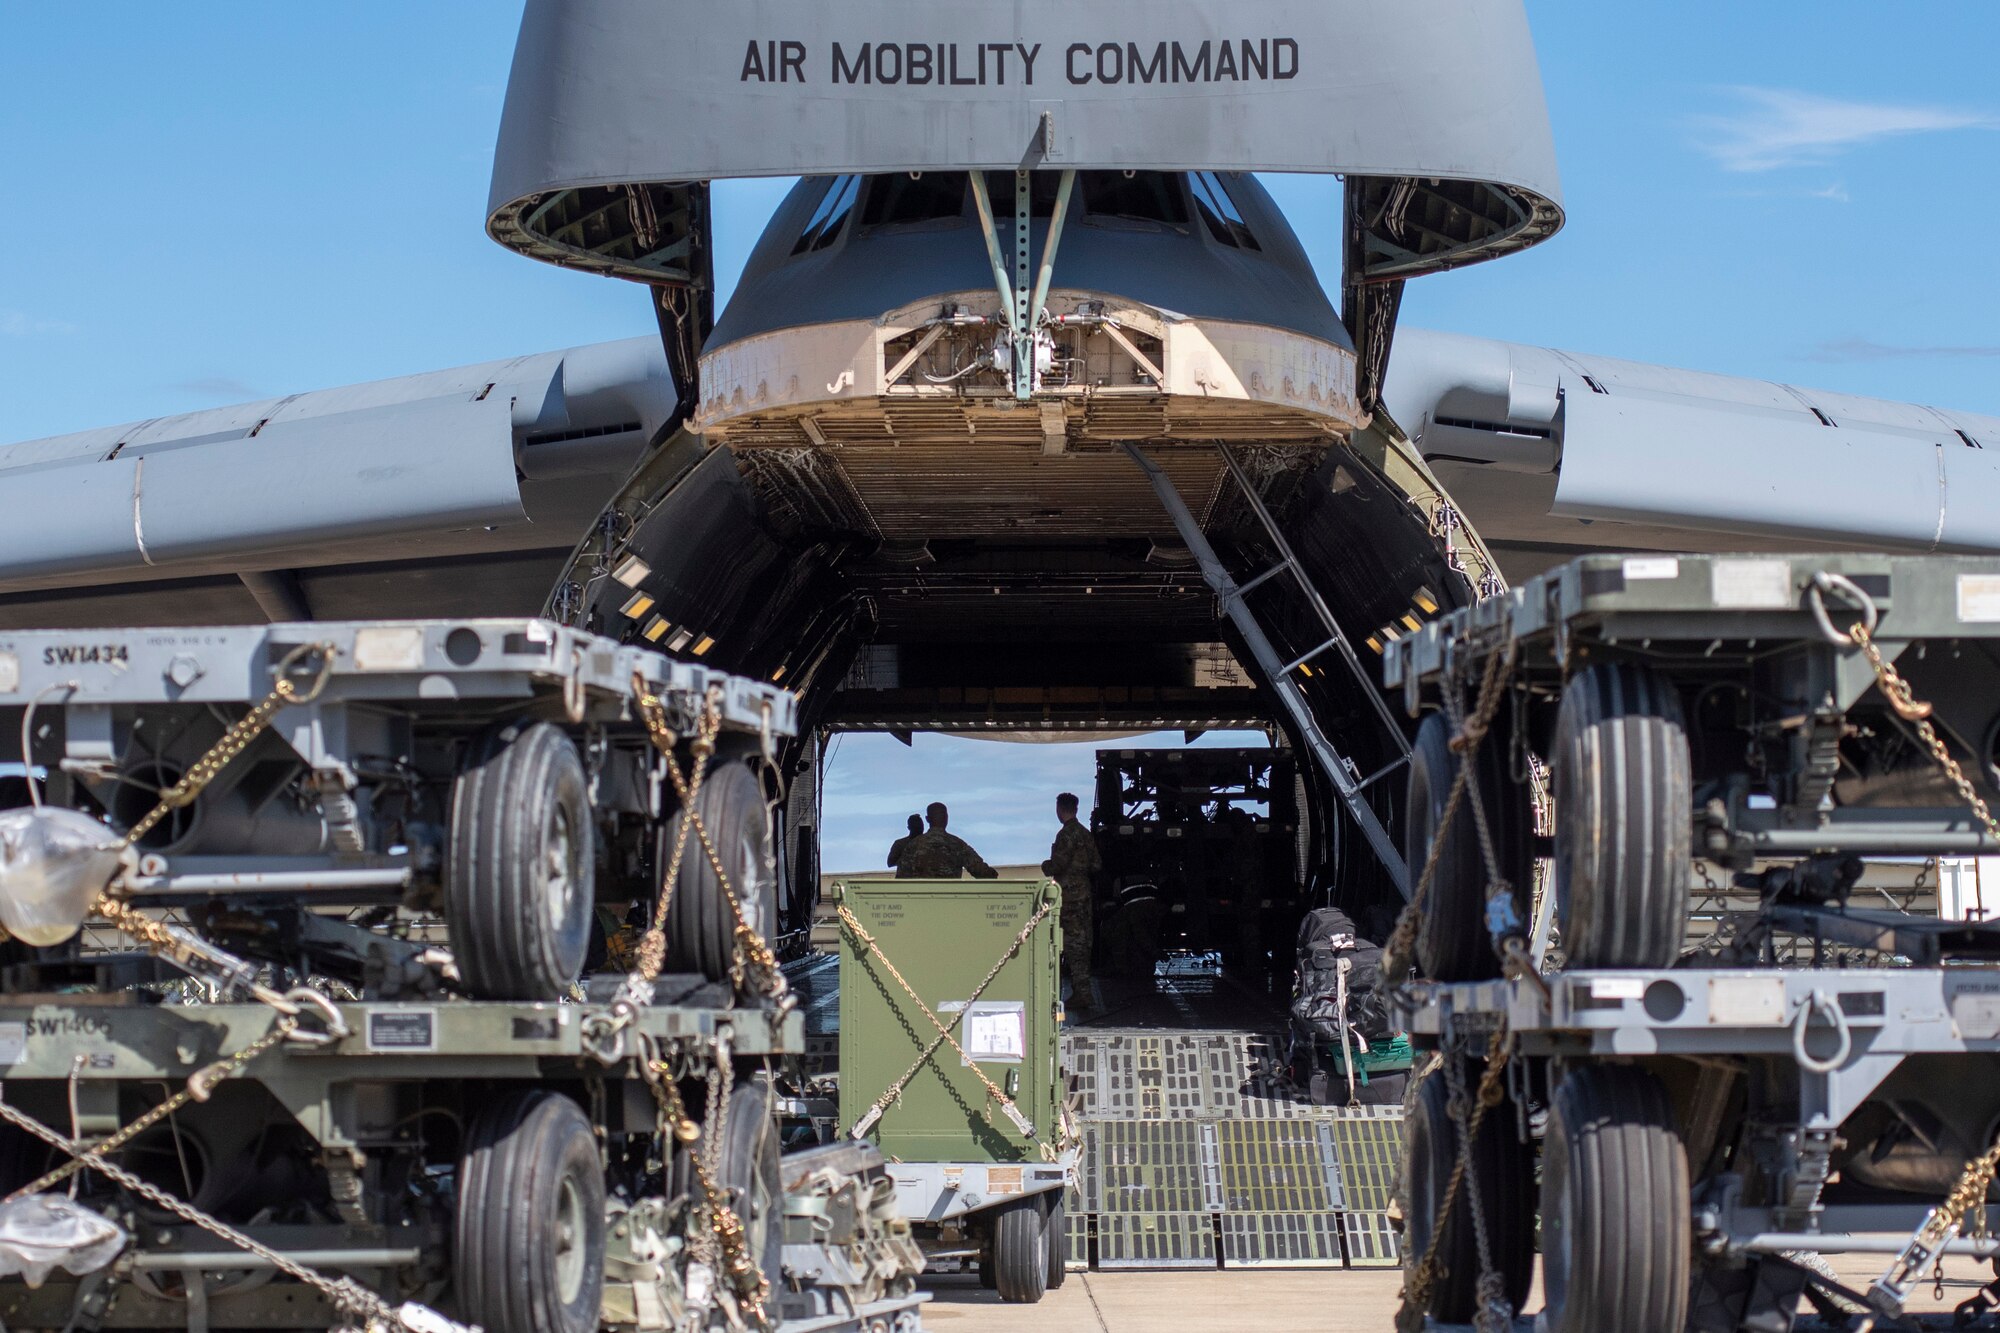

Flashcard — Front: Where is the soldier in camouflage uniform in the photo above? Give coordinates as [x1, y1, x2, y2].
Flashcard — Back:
[899, 802, 1000, 879]
[1041, 791, 1101, 996]
[886, 813, 924, 877]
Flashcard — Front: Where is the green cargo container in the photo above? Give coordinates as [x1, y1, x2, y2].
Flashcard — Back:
[834, 877, 1075, 1303]
[835, 877, 1064, 1159]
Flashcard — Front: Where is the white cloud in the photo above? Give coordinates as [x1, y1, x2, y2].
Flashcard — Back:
[1693, 87, 1997, 172]
[0, 311, 78, 337]
[1807, 337, 2000, 363]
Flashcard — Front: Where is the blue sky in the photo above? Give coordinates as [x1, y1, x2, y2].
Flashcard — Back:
[4, 4, 1998, 867]
[820, 729, 1265, 874]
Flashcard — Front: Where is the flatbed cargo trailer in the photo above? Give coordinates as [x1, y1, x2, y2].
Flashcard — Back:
[0, 618, 925, 1333]
[1382, 554, 2000, 1333]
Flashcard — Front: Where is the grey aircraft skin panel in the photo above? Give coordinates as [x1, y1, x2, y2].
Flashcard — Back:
[0, 338, 670, 620]
[707, 171, 1347, 349]
[1381, 327, 2000, 568]
[4, 327, 1997, 623]
[489, 0, 1561, 195]
[487, 0, 1562, 286]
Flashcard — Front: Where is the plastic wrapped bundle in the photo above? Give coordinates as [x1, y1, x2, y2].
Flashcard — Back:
[0, 807, 130, 945]
[0, 1194, 126, 1286]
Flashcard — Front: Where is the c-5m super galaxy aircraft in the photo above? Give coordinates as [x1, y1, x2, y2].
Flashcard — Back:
[3, 0, 1997, 935]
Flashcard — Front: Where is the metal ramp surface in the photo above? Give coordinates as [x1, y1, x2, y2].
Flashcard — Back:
[1064, 1026, 1405, 1272]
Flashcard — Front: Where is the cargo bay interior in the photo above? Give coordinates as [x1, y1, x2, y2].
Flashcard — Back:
[541, 170, 1489, 953]
[506, 171, 1473, 1276]
[516, 171, 1469, 1271]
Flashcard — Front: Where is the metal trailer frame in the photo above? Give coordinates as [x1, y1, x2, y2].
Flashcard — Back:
[885, 1154, 1077, 1232]
[0, 998, 796, 1329]
[0, 993, 927, 1332]
[1400, 967, 2000, 1257]
[1384, 553, 2000, 862]
[1381, 553, 2000, 1332]
[0, 617, 938, 1331]
[0, 617, 794, 904]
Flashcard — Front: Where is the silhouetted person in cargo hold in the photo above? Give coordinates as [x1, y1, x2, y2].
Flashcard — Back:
[886, 813, 925, 877]
[899, 802, 999, 879]
[1042, 791, 1101, 995]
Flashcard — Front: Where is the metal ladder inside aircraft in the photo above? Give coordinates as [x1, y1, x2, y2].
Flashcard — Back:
[1124, 442, 1411, 894]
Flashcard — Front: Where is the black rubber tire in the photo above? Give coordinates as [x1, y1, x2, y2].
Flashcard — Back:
[455, 1090, 606, 1333]
[1540, 1065, 1690, 1333]
[1045, 1197, 1069, 1290]
[978, 1255, 999, 1290]
[990, 1197, 1049, 1303]
[447, 722, 594, 1000]
[1406, 710, 1535, 981]
[662, 755, 776, 985]
[722, 1074, 784, 1294]
[1401, 1061, 1536, 1324]
[666, 1073, 783, 1294]
[1553, 664, 1692, 968]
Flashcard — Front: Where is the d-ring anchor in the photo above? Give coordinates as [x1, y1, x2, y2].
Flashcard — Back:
[1806, 571, 1879, 647]
[1792, 988, 1853, 1075]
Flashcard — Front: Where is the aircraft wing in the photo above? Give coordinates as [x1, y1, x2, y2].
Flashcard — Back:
[1382, 327, 2000, 579]
[0, 338, 671, 628]
[6, 325, 1995, 629]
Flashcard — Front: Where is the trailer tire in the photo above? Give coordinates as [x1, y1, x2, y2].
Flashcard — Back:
[1553, 663, 1691, 968]
[448, 722, 594, 1001]
[1540, 1065, 1690, 1333]
[990, 1197, 1049, 1303]
[1045, 1197, 1069, 1290]
[662, 753, 776, 986]
[1406, 711, 1534, 981]
[455, 1090, 605, 1333]
[1400, 1062, 1535, 1322]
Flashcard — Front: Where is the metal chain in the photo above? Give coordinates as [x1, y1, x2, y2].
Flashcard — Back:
[0, 1096, 394, 1322]
[636, 1038, 772, 1329]
[1382, 643, 1516, 987]
[1851, 605, 2000, 1313]
[1850, 623, 2000, 846]
[699, 1032, 734, 1276]
[0, 641, 466, 1330]
[1401, 1027, 1513, 1321]
[1384, 646, 1523, 1324]
[118, 641, 335, 847]
[84, 643, 344, 1027]
[1441, 1042, 1512, 1332]
[836, 899, 1056, 1150]
[630, 677, 789, 1006]
[1870, 1132, 2000, 1314]
[3, 1017, 297, 1201]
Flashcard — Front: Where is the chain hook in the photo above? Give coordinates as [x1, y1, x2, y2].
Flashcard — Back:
[281, 987, 351, 1045]
[275, 639, 338, 704]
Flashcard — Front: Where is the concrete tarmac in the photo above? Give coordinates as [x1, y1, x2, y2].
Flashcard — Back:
[918, 1253, 2000, 1331]
[919, 1270, 1406, 1333]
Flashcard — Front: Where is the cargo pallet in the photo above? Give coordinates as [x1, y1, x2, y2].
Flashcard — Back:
[1384, 554, 2000, 1332]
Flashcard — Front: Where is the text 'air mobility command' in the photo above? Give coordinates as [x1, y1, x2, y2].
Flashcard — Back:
[739, 37, 1302, 86]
